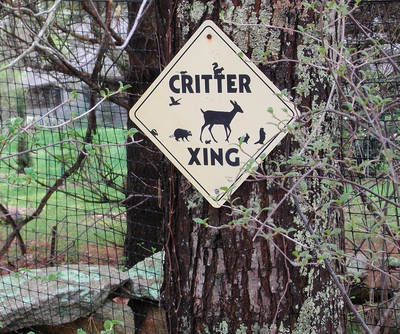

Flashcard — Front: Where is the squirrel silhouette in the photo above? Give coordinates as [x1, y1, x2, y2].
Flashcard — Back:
[254, 128, 266, 145]
[212, 62, 224, 77]
[239, 133, 250, 144]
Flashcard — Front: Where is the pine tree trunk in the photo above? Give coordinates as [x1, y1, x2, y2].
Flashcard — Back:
[156, 1, 346, 333]
[165, 180, 345, 333]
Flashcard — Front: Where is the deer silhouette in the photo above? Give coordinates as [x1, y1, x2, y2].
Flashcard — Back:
[199, 100, 244, 143]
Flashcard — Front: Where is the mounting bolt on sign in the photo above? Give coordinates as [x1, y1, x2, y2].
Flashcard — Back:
[129, 20, 297, 208]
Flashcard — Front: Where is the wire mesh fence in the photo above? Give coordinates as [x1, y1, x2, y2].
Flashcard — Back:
[344, 1, 400, 333]
[0, 0, 399, 333]
[0, 0, 164, 333]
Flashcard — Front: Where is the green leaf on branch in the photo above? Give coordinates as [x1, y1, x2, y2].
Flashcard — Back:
[70, 90, 78, 99]
[337, 192, 352, 204]
[104, 320, 112, 330]
[219, 9, 225, 21]
[85, 144, 93, 153]
[194, 218, 209, 227]
[118, 81, 132, 91]
[331, 228, 341, 235]
[122, 128, 138, 138]
[318, 252, 329, 263]
[24, 167, 37, 180]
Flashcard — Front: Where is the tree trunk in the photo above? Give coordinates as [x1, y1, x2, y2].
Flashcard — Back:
[157, 1, 346, 333]
[123, 2, 166, 267]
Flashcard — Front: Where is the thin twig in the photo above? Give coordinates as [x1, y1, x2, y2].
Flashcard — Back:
[0, 0, 62, 72]
[115, 0, 149, 50]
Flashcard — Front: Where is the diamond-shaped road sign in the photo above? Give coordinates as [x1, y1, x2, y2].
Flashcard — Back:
[129, 20, 297, 208]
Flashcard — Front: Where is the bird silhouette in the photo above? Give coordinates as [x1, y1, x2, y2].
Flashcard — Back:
[169, 96, 182, 106]
[254, 128, 266, 145]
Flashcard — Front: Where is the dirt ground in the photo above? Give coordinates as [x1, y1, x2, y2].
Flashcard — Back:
[0, 243, 124, 276]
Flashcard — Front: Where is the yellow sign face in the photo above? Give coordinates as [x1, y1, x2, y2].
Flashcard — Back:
[129, 20, 296, 208]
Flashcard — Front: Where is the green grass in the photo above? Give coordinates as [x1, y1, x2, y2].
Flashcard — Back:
[0, 126, 128, 261]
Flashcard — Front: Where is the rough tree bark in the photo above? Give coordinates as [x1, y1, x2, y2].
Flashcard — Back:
[154, 1, 346, 333]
